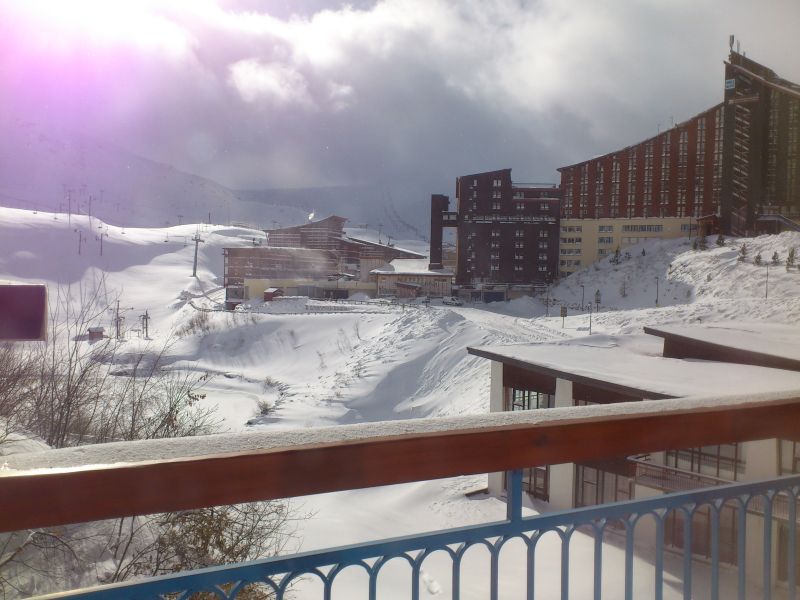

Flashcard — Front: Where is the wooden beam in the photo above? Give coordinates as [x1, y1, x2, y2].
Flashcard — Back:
[2, 397, 800, 532]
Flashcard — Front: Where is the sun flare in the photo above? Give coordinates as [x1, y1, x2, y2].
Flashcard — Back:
[7, 0, 192, 55]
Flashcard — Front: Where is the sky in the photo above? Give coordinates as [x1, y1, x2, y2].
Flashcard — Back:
[1, 0, 799, 198]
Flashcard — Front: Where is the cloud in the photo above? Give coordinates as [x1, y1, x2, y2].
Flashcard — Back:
[228, 59, 315, 107]
[1, 0, 799, 197]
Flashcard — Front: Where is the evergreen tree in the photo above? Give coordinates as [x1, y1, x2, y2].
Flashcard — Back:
[754, 252, 763, 266]
[738, 243, 748, 262]
[641, 248, 646, 256]
[611, 247, 621, 265]
[788, 247, 796, 268]
[716, 234, 725, 247]
[699, 234, 708, 250]
[692, 239, 699, 251]
[771, 251, 780, 266]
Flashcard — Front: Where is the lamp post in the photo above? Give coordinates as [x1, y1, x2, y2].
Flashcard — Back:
[580, 284, 585, 309]
[595, 289, 601, 312]
[766, 264, 769, 299]
[588, 302, 593, 335]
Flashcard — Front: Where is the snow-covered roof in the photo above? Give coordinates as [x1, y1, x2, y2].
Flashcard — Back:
[371, 259, 453, 276]
[468, 335, 800, 400]
[644, 322, 800, 371]
[343, 230, 425, 258]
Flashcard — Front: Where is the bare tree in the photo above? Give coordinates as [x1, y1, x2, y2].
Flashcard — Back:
[0, 282, 295, 599]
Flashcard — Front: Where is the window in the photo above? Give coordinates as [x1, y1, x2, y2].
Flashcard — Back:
[539, 203, 549, 211]
[598, 237, 613, 244]
[514, 241, 524, 248]
[539, 230, 548, 238]
[493, 178, 502, 187]
[515, 229, 524, 238]
[538, 241, 548, 249]
[515, 202, 525, 210]
[514, 265, 523, 271]
[491, 229, 500, 238]
[492, 190, 501, 199]
[492, 201, 500, 210]
[538, 253, 547, 260]
[598, 225, 613, 232]
[622, 224, 663, 233]
[538, 265, 548, 272]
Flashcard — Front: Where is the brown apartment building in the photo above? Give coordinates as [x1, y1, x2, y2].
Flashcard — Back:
[429, 169, 561, 288]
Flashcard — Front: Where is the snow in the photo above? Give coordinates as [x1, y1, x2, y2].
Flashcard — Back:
[645, 321, 800, 364]
[468, 335, 800, 398]
[1, 203, 800, 598]
[370, 258, 453, 275]
[4, 388, 800, 473]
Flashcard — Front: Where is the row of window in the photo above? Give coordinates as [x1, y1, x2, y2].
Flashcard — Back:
[471, 201, 552, 211]
[622, 224, 664, 232]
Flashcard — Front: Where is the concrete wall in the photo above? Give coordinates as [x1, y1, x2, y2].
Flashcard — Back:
[548, 378, 576, 510]
[488, 360, 506, 496]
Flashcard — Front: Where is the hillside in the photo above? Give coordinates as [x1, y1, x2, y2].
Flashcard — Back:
[2, 207, 800, 598]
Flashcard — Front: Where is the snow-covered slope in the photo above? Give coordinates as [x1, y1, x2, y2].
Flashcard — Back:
[2, 206, 800, 599]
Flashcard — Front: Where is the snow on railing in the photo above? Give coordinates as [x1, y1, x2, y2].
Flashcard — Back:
[3, 389, 800, 599]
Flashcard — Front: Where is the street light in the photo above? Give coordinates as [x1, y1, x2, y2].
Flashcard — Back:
[588, 302, 593, 335]
[595, 289, 601, 312]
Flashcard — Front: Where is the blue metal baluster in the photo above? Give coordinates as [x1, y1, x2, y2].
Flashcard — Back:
[508, 470, 523, 523]
[655, 512, 665, 600]
[527, 534, 538, 600]
[624, 517, 634, 600]
[368, 566, 378, 600]
[561, 528, 573, 600]
[683, 506, 694, 600]
[789, 490, 797, 600]
[411, 556, 421, 600]
[764, 494, 773, 600]
[710, 504, 720, 600]
[452, 544, 464, 600]
[593, 522, 605, 600]
[737, 497, 747, 600]
[490, 542, 500, 600]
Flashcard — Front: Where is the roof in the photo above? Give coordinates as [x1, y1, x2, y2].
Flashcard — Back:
[371, 259, 454, 276]
[644, 323, 800, 372]
[343, 234, 425, 259]
[468, 334, 800, 400]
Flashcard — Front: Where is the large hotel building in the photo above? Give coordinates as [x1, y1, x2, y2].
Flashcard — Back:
[432, 45, 800, 283]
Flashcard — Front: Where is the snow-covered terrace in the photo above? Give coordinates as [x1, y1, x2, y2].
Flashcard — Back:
[468, 330, 800, 400]
[644, 322, 800, 372]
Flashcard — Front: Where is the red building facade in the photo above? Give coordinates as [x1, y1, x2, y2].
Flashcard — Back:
[559, 48, 800, 235]
[559, 104, 725, 225]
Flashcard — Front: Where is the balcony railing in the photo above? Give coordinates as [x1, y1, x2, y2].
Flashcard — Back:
[3, 390, 800, 599]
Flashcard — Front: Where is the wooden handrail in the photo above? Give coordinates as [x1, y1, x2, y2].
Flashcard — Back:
[1, 391, 800, 532]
